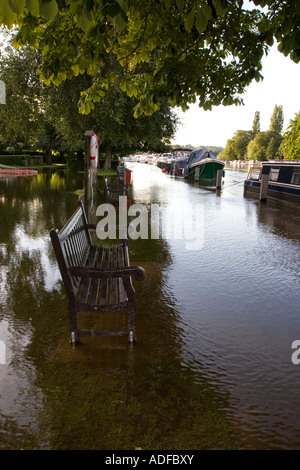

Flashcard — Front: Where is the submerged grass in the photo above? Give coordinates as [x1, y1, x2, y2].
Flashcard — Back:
[38, 351, 241, 450]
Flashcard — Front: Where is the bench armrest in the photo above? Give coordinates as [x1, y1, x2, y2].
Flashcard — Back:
[69, 265, 146, 281]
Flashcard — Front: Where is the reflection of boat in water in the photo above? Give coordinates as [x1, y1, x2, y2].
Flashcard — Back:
[183, 148, 225, 182]
[244, 161, 300, 207]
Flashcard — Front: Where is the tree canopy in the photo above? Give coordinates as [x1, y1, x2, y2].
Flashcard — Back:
[219, 106, 285, 161]
[1, 0, 299, 117]
[247, 105, 284, 160]
[252, 111, 260, 137]
[269, 104, 284, 134]
[0, 45, 43, 149]
[0, 43, 178, 165]
[280, 112, 300, 160]
[219, 129, 253, 160]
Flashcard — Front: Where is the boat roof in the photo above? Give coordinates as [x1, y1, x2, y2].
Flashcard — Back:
[262, 161, 300, 166]
[187, 148, 217, 166]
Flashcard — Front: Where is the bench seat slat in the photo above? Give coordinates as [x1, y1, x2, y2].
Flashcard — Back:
[110, 245, 118, 306]
[89, 245, 104, 306]
[79, 244, 98, 303]
[118, 244, 128, 303]
[99, 246, 110, 306]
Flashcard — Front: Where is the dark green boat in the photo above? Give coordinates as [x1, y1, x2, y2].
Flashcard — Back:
[184, 148, 225, 182]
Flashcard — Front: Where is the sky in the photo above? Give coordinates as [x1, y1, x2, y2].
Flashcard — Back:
[171, 44, 300, 149]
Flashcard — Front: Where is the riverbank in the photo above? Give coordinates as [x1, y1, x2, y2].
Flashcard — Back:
[0, 163, 117, 176]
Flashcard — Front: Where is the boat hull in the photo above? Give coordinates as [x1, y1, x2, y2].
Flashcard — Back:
[244, 179, 300, 206]
[185, 159, 225, 182]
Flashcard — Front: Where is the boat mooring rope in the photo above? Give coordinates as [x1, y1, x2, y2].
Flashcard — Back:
[221, 180, 244, 190]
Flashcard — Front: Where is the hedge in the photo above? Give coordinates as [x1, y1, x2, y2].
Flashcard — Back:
[0, 155, 44, 166]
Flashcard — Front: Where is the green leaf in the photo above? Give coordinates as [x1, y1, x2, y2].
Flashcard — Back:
[110, 11, 128, 31]
[116, 0, 128, 13]
[184, 7, 195, 32]
[0, 0, 17, 27]
[76, 6, 94, 32]
[195, 4, 212, 34]
[9, 0, 25, 15]
[164, 0, 173, 9]
[195, 9, 206, 33]
[176, 0, 184, 11]
[212, 0, 228, 17]
[26, 0, 40, 17]
[69, 0, 81, 16]
[71, 64, 80, 76]
[39, 0, 58, 21]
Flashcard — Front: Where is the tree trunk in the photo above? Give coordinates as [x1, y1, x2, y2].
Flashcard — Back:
[45, 149, 52, 164]
[104, 143, 112, 170]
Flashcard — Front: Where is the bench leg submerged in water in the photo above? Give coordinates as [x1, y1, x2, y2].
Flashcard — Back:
[68, 304, 138, 345]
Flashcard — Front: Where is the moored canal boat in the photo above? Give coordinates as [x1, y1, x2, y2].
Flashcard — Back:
[244, 160, 300, 206]
[183, 148, 225, 182]
[170, 155, 189, 176]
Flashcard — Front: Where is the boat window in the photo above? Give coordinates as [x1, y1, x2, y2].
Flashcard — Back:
[291, 168, 300, 185]
[269, 168, 280, 182]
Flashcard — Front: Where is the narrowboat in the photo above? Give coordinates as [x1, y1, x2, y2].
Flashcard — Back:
[244, 161, 300, 206]
[170, 155, 189, 176]
[183, 148, 225, 182]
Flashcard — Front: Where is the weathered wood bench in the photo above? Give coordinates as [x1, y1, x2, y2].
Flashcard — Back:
[50, 200, 145, 344]
[104, 177, 127, 203]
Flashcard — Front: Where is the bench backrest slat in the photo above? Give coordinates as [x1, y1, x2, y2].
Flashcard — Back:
[50, 203, 92, 297]
[117, 244, 128, 303]
[88, 246, 104, 306]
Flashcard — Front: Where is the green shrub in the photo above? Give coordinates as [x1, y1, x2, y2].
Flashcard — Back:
[0, 155, 29, 165]
[0, 154, 44, 166]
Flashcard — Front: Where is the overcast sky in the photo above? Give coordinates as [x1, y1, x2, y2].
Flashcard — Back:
[171, 42, 300, 149]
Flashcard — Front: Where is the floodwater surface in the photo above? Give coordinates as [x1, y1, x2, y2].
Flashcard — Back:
[0, 164, 300, 450]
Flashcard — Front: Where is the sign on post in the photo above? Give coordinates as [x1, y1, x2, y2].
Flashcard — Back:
[0, 340, 5, 364]
[0, 81, 6, 104]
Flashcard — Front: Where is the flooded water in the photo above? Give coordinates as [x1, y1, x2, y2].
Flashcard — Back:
[1, 164, 300, 450]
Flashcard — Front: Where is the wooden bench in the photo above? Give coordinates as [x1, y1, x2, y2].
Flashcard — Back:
[50, 200, 145, 344]
[104, 177, 127, 203]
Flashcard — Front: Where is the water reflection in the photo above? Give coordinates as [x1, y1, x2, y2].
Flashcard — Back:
[0, 169, 83, 449]
[128, 164, 300, 449]
[0, 165, 300, 449]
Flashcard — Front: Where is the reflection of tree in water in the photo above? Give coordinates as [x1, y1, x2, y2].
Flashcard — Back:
[0, 170, 84, 242]
[0, 229, 69, 449]
[6, 247, 67, 348]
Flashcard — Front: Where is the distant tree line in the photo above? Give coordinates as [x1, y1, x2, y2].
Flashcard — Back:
[219, 106, 300, 161]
